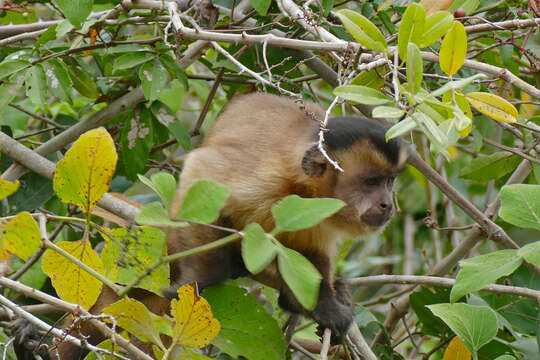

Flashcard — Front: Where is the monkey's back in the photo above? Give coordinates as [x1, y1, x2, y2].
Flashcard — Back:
[175, 93, 326, 230]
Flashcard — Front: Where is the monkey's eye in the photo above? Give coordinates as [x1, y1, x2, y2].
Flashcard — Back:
[364, 177, 381, 187]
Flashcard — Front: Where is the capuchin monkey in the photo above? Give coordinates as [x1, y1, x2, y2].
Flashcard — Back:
[10, 93, 407, 359]
[168, 93, 407, 340]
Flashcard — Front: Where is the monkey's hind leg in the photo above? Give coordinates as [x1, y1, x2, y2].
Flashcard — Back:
[168, 219, 247, 294]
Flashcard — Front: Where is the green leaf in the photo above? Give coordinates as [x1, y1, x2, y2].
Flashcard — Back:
[428, 303, 498, 354]
[406, 42, 423, 94]
[372, 106, 405, 119]
[410, 287, 451, 336]
[440, 21, 467, 76]
[158, 78, 185, 113]
[0, 60, 30, 81]
[249, 0, 271, 15]
[55, 0, 93, 28]
[35, 24, 58, 49]
[203, 285, 286, 360]
[135, 202, 188, 227]
[46, 59, 73, 103]
[321, 0, 334, 17]
[68, 66, 99, 99]
[0, 212, 40, 261]
[430, 74, 486, 98]
[139, 60, 168, 102]
[385, 116, 417, 141]
[450, 250, 522, 302]
[412, 111, 447, 146]
[459, 152, 520, 182]
[277, 244, 321, 310]
[0, 77, 24, 112]
[499, 184, 540, 231]
[336, 10, 387, 52]
[25, 65, 47, 107]
[350, 68, 385, 90]
[7, 173, 54, 214]
[271, 195, 345, 233]
[120, 108, 153, 180]
[113, 52, 153, 73]
[177, 180, 230, 223]
[397, 3, 425, 61]
[241, 223, 277, 275]
[420, 11, 454, 48]
[334, 85, 391, 105]
[138, 172, 177, 211]
[518, 241, 540, 267]
[167, 119, 191, 151]
[101, 227, 169, 295]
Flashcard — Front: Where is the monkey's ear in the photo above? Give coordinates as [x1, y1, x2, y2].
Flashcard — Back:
[301, 145, 327, 177]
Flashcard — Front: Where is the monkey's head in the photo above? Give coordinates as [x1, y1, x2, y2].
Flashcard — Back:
[301, 116, 408, 235]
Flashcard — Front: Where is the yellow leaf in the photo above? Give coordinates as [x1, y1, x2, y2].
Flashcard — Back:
[0, 212, 40, 261]
[103, 298, 164, 348]
[465, 92, 518, 123]
[443, 337, 471, 360]
[42, 240, 104, 309]
[440, 21, 467, 76]
[0, 178, 19, 200]
[171, 284, 220, 349]
[53, 128, 117, 214]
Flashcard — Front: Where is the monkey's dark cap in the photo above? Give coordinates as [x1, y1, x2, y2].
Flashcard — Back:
[324, 116, 402, 164]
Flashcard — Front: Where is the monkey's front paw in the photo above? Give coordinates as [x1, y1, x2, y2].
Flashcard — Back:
[312, 300, 353, 344]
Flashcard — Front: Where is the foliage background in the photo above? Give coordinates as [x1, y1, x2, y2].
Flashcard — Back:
[0, 0, 539, 359]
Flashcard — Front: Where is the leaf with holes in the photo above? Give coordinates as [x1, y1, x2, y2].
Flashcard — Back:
[53, 128, 117, 214]
[42, 240, 104, 309]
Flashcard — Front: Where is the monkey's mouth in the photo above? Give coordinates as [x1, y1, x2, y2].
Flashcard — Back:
[360, 214, 391, 227]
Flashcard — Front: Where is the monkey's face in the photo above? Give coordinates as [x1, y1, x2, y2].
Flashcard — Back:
[325, 144, 405, 235]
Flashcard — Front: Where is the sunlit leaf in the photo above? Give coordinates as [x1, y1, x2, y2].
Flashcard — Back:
[272, 195, 345, 233]
[518, 241, 540, 267]
[241, 223, 277, 274]
[277, 244, 321, 310]
[0, 212, 40, 261]
[420, 11, 454, 48]
[336, 10, 387, 52]
[398, 3, 425, 60]
[42, 240, 104, 309]
[177, 180, 229, 224]
[171, 284, 220, 348]
[136, 202, 188, 227]
[406, 42, 423, 94]
[372, 106, 405, 119]
[440, 21, 467, 76]
[386, 116, 417, 141]
[465, 92, 518, 123]
[421, 0, 453, 15]
[334, 85, 391, 105]
[103, 298, 163, 347]
[53, 128, 117, 214]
